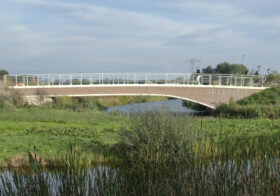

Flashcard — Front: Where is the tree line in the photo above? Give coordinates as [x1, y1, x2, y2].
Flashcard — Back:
[0, 70, 8, 81]
[202, 62, 248, 75]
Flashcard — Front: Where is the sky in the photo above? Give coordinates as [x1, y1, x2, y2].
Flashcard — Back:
[1, 0, 280, 74]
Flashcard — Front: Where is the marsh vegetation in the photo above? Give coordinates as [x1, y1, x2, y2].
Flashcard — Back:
[1, 112, 280, 195]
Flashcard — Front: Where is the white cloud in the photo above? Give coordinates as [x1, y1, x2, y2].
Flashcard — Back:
[1, 0, 279, 73]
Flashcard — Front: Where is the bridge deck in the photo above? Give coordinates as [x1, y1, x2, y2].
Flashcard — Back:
[4, 73, 266, 109]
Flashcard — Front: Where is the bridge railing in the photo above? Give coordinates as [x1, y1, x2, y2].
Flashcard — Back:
[3, 73, 266, 87]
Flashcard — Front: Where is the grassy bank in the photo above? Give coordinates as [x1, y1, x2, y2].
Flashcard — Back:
[215, 87, 280, 118]
[1, 111, 280, 195]
[1, 107, 280, 167]
[0, 108, 127, 166]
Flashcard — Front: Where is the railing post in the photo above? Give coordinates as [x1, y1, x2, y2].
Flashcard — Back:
[26, 75, 29, 86]
[70, 74, 72, 85]
[58, 74, 61, 85]
[37, 75, 40, 86]
[15, 75, 18, 86]
[51, 75, 54, 85]
[48, 74, 50, 86]
[219, 75, 221, 86]
[134, 73, 136, 84]
[145, 74, 147, 84]
[155, 74, 158, 84]
[80, 74, 82, 85]
[261, 76, 265, 87]
[3, 75, 7, 86]
[209, 75, 212, 85]
[90, 74, 93, 85]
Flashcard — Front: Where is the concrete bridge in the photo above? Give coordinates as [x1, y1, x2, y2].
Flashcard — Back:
[4, 73, 266, 109]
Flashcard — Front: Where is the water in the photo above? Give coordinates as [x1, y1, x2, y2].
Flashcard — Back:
[107, 99, 198, 114]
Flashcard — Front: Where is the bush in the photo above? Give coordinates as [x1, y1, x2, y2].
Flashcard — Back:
[52, 96, 104, 111]
[0, 84, 25, 109]
[215, 87, 280, 119]
[118, 111, 194, 165]
[215, 101, 280, 119]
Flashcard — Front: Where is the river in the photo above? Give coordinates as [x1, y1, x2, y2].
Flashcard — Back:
[107, 99, 198, 114]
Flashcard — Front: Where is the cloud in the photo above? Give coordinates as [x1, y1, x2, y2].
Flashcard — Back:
[0, 0, 279, 73]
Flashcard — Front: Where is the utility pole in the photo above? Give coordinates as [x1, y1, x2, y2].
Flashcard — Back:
[186, 58, 201, 73]
[241, 54, 246, 65]
[257, 65, 262, 74]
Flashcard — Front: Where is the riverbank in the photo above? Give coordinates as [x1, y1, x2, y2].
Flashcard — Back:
[1, 107, 280, 167]
[1, 109, 280, 195]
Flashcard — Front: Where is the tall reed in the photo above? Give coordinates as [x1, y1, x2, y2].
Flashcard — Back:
[1, 112, 280, 195]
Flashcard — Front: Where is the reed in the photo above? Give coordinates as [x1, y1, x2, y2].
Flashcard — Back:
[1, 112, 280, 195]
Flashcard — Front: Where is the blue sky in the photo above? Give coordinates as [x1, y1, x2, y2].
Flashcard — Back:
[1, 0, 280, 74]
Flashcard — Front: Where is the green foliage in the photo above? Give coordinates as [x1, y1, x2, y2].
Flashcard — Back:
[0, 69, 8, 81]
[2, 114, 280, 195]
[266, 71, 280, 86]
[0, 84, 25, 110]
[203, 62, 248, 75]
[202, 65, 215, 73]
[216, 87, 280, 119]
[52, 96, 103, 111]
[215, 102, 280, 119]
[238, 87, 280, 105]
[118, 112, 193, 164]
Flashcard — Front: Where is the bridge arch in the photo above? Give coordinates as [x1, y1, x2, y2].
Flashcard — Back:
[56, 93, 216, 109]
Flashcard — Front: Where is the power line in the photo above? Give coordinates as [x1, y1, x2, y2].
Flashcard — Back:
[185, 58, 201, 73]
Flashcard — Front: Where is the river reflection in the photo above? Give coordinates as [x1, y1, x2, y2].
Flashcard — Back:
[107, 99, 198, 114]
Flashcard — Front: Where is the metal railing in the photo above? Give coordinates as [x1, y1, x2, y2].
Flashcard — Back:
[3, 73, 266, 87]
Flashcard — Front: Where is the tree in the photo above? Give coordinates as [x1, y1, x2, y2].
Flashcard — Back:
[0, 70, 9, 81]
[202, 66, 215, 73]
[209, 62, 249, 75]
[230, 64, 248, 75]
[266, 71, 280, 86]
[215, 62, 232, 74]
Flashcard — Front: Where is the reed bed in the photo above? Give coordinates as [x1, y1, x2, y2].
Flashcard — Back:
[1, 112, 280, 195]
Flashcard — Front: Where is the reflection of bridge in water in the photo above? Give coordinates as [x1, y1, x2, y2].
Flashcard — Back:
[4, 73, 267, 109]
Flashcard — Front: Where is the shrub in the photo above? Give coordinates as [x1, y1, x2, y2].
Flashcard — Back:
[52, 97, 103, 111]
[0, 84, 25, 109]
[118, 111, 194, 165]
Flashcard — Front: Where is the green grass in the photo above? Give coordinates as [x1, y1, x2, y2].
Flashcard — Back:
[237, 87, 280, 105]
[1, 112, 280, 195]
[0, 108, 127, 165]
[215, 87, 280, 118]
[1, 107, 280, 167]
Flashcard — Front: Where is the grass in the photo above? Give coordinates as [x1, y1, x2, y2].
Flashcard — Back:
[0, 108, 127, 166]
[1, 107, 280, 167]
[237, 86, 280, 105]
[215, 87, 280, 119]
[1, 112, 280, 195]
[88, 96, 168, 108]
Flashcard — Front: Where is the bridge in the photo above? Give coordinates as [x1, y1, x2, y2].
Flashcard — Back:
[4, 73, 266, 109]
